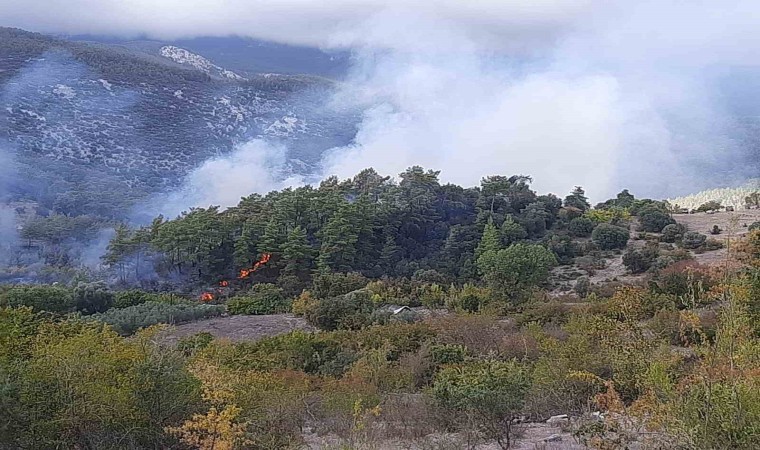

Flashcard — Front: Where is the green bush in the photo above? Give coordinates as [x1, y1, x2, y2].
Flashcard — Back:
[622, 247, 658, 274]
[311, 272, 369, 299]
[227, 284, 289, 315]
[429, 344, 466, 365]
[305, 289, 374, 331]
[681, 231, 707, 250]
[72, 282, 114, 315]
[568, 217, 596, 237]
[89, 301, 224, 335]
[113, 290, 179, 309]
[748, 221, 760, 232]
[638, 205, 675, 232]
[0, 285, 75, 313]
[431, 360, 531, 448]
[591, 224, 630, 250]
[661, 223, 686, 243]
[696, 200, 722, 213]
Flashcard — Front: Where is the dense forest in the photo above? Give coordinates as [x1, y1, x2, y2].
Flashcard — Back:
[1, 167, 760, 449]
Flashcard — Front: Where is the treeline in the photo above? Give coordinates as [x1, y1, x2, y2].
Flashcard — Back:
[105, 167, 665, 299]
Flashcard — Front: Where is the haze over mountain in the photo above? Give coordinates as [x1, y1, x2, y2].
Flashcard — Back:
[1, 1, 759, 221]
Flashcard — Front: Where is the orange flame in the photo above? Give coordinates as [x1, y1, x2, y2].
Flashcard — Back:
[200, 292, 214, 302]
[219, 280, 229, 287]
[238, 253, 272, 279]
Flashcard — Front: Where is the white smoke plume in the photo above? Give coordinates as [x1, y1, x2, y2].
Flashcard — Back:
[11, 1, 757, 207]
[141, 139, 304, 219]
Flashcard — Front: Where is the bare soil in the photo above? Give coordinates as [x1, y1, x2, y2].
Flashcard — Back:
[160, 313, 314, 345]
[673, 209, 760, 266]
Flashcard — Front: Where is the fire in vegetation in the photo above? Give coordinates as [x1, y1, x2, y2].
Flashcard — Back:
[238, 253, 272, 279]
[200, 292, 214, 302]
[219, 280, 229, 287]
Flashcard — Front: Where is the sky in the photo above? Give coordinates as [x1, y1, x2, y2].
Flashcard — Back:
[3, 0, 760, 206]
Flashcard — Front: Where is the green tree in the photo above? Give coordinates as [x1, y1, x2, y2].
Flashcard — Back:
[477, 243, 557, 299]
[475, 220, 502, 259]
[281, 226, 313, 277]
[564, 186, 591, 212]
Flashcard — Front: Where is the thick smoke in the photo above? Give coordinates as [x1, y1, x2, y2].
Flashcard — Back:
[9, 1, 759, 209]
[139, 139, 305, 219]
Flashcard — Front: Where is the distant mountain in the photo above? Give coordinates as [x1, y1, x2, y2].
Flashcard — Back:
[0, 28, 358, 217]
[68, 34, 351, 78]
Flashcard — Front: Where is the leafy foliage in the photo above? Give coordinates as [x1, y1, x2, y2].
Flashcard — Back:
[89, 301, 224, 335]
[591, 223, 630, 250]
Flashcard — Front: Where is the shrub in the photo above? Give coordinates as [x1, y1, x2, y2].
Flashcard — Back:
[429, 344, 466, 365]
[90, 301, 224, 335]
[431, 360, 531, 448]
[574, 276, 591, 298]
[696, 200, 722, 213]
[638, 205, 675, 232]
[227, 284, 289, 315]
[311, 272, 369, 299]
[622, 247, 659, 274]
[0, 285, 75, 313]
[661, 223, 686, 243]
[445, 283, 491, 312]
[177, 332, 215, 356]
[305, 289, 374, 331]
[73, 282, 114, 315]
[748, 221, 760, 231]
[591, 224, 630, 250]
[568, 217, 596, 237]
[113, 290, 176, 309]
[681, 231, 707, 250]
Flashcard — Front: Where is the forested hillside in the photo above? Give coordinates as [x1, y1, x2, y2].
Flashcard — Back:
[0, 27, 357, 217]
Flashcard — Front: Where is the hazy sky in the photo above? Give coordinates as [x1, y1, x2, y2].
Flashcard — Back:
[5, 1, 760, 204]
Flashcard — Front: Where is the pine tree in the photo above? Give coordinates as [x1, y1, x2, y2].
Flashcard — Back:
[475, 219, 502, 259]
[282, 226, 313, 276]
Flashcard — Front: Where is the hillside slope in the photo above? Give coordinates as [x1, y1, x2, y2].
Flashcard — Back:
[0, 28, 357, 216]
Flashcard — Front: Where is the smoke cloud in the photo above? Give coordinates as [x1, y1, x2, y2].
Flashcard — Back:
[10, 1, 758, 208]
[140, 139, 304, 219]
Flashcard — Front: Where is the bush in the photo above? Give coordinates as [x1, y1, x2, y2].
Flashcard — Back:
[638, 205, 675, 232]
[305, 289, 374, 331]
[696, 200, 722, 213]
[568, 217, 596, 237]
[90, 301, 224, 335]
[73, 282, 114, 315]
[574, 276, 591, 298]
[311, 272, 369, 299]
[0, 285, 75, 313]
[431, 360, 531, 448]
[591, 224, 630, 250]
[113, 290, 177, 309]
[622, 247, 659, 274]
[748, 221, 760, 231]
[227, 284, 289, 315]
[681, 231, 707, 250]
[661, 223, 686, 243]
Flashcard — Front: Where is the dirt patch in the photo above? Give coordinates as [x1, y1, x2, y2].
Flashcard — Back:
[674, 210, 760, 266]
[160, 313, 314, 345]
[673, 209, 760, 237]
